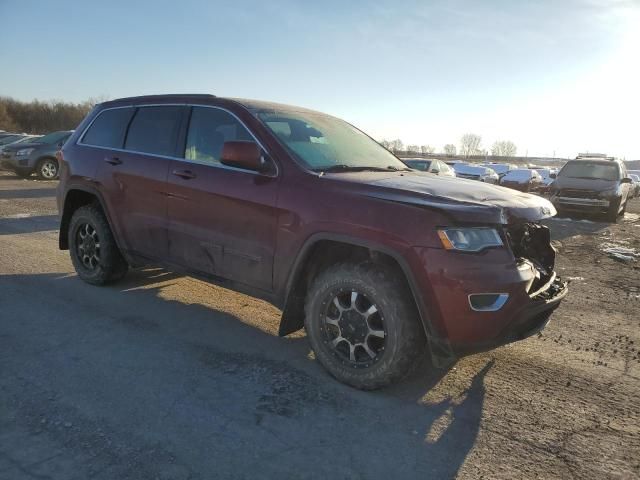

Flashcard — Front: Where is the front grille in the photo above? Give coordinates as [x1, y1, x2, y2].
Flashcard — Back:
[505, 223, 556, 294]
[559, 188, 599, 199]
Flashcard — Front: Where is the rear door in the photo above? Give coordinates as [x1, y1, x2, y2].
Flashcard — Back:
[93, 105, 186, 259]
[166, 106, 279, 291]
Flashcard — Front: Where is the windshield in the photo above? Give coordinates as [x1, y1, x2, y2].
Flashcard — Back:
[559, 161, 620, 181]
[36, 131, 70, 145]
[256, 110, 407, 172]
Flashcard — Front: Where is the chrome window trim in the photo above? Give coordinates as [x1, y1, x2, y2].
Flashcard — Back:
[76, 103, 278, 178]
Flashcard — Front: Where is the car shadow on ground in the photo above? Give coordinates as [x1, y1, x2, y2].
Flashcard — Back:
[1, 267, 493, 478]
[0, 214, 59, 235]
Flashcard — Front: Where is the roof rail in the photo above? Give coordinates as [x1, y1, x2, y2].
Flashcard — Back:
[102, 93, 217, 104]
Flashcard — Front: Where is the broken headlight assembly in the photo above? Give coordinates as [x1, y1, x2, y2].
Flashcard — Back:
[437, 227, 503, 252]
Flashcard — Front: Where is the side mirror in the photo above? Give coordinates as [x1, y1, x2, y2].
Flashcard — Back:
[431, 168, 440, 174]
[620, 177, 632, 184]
[549, 173, 557, 179]
[220, 141, 268, 173]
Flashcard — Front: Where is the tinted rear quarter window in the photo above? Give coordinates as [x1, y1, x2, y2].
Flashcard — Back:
[82, 108, 134, 148]
[125, 106, 183, 156]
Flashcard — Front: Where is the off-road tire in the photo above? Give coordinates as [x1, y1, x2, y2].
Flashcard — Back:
[606, 198, 622, 223]
[68, 204, 128, 285]
[36, 157, 59, 180]
[304, 262, 425, 390]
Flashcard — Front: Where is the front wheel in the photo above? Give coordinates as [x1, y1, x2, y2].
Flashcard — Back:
[304, 262, 425, 390]
[36, 158, 59, 180]
[68, 204, 128, 285]
[605, 197, 622, 223]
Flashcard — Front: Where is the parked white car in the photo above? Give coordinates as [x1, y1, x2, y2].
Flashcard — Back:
[481, 163, 516, 179]
[401, 158, 456, 177]
[453, 163, 499, 183]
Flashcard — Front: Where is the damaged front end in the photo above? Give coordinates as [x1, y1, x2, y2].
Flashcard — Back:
[501, 222, 568, 338]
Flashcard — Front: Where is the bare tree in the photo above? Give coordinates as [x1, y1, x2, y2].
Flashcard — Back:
[380, 139, 392, 150]
[406, 144, 420, 154]
[460, 133, 482, 157]
[443, 144, 456, 156]
[420, 145, 435, 155]
[491, 140, 517, 156]
[0, 104, 18, 132]
[390, 139, 404, 153]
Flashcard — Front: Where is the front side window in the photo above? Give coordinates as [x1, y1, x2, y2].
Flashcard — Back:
[256, 109, 407, 172]
[82, 107, 134, 148]
[125, 106, 183, 156]
[184, 107, 255, 165]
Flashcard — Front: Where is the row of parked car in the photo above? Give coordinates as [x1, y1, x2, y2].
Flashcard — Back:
[0, 130, 73, 179]
[401, 157, 557, 192]
[402, 154, 639, 222]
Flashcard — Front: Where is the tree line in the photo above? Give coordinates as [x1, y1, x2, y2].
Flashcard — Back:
[0, 96, 97, 134]
[380, 134, 517, 157]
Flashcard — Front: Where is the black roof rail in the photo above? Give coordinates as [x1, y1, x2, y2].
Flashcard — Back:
[101, 93, 217, 105]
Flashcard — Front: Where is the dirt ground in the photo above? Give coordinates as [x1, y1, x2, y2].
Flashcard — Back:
[0, 171, 638, 479]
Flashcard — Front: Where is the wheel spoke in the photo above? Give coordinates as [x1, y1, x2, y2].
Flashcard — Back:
[331, 336, 346, 348]
[350, 291, 358, 308]
[361, 343, 376, 359]
[325, 316, 340, 327]
[333, 297, 344, 312]
[368, 328, 386, 339]
[364, 304, 378, 317]
[349, 343, 356, 362]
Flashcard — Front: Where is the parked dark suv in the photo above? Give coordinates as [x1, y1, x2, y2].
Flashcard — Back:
[1, 130, 73, 179]
[550, 156, 632, 222]
[57, 94, 567, 389]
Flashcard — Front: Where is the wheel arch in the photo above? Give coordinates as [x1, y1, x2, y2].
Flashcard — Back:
[59, 186, 113, 250]
[278, 233, 436, 341]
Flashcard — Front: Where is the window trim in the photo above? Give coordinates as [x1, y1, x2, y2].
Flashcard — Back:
[77, 103, 278, 177]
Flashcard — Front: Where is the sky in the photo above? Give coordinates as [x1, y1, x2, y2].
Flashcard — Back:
[1, 0, 639, 159]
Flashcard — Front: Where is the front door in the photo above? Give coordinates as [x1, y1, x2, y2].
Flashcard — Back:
[166, 106, 279, 292]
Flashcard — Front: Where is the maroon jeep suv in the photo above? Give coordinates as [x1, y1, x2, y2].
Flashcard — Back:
[57, 94, 567, 389]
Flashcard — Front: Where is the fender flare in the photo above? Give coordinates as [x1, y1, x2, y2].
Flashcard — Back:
[278, 232, 438, 341]
[58, 184, 120, 251]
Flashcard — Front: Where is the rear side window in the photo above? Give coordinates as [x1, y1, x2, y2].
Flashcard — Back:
[125, 106, 183, 156]
[82, 108, 134, 148]
[184, 107, 255, 165]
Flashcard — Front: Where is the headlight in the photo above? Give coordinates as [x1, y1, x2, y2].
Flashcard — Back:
[437, 227, 503, 252]
[16, 148, 34, 156]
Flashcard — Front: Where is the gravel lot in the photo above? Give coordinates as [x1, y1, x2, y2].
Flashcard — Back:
[1, 171, 638, 479]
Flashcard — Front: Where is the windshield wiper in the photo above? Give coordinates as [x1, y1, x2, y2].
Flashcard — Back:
[314, 165, 392, 174]
[315, 164, 411, 174]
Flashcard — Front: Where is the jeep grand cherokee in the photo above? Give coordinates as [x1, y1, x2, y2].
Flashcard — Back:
[57, 94, 567, 389]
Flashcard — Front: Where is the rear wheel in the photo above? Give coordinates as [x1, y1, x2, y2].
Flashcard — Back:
[304, 262, 425, 390]
[36, 158, 58, 180]
[68, 204, 128, 285]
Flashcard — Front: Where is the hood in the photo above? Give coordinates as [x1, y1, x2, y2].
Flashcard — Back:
[327, 171, 556, 224]
[2, 141, 45, 152]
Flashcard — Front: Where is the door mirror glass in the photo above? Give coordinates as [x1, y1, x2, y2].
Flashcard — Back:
[220, 141, 266, 172]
